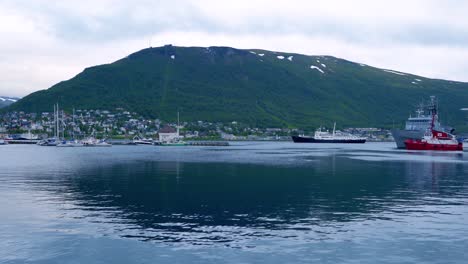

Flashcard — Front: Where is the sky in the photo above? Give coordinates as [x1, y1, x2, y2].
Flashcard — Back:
[1, 0, 468, 97]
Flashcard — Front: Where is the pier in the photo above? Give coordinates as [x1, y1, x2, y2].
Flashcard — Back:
[5, 140, 40, 144]
[187, 141, 229, 146]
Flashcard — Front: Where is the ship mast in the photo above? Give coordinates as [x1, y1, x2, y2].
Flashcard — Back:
[429, 96, 437, 131]
[57, 103, 60, 140]
[54, 103, 60, 139]
[177, 111, 180, 138]
[72, 108, 75, 139]
[53, 104, 56, 138]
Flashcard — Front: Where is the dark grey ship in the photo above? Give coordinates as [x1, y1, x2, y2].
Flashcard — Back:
[391, 96, 453, 148]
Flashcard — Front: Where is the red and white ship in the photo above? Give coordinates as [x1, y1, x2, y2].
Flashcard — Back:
[405, 130, 463, 151]
[404, 96, 463, 151]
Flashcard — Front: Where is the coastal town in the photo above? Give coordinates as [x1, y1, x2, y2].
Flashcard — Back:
[0, 108, 394, 143]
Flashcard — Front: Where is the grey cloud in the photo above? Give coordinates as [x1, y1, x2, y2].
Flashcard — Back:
[6, 0, 468, 47]
[2, 0, 468, 96]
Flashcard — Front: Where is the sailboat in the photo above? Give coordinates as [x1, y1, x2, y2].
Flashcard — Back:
[37, 103, 60, 146]
[81, 137, 112, 147]
[81, 129, 111, 147]
[57, 108, 85, 147]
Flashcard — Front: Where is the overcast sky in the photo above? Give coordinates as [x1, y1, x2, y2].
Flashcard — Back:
[1, 0, 468, 97]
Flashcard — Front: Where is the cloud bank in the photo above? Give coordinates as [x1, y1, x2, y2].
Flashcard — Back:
[1, 0, 468, 96]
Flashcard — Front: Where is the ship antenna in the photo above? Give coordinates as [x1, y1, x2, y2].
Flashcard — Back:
[53, 104, 56, 139]
[177, 110, 180, 138]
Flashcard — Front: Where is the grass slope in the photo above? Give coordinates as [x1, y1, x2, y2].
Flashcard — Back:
[7, 45, 468, 129]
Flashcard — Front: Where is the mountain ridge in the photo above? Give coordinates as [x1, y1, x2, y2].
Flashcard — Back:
[0, 96, 20, 108]
[6, 45, 468, 129]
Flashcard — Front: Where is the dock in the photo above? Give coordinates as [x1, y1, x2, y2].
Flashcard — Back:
[187, 141, 229, 146]
[5, 139, 41, 144]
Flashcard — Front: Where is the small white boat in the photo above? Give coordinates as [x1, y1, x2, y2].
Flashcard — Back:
[57, 140, 84, 147]
[133, 136, 154, 145]
[94, 140, 112, 147]
[37, 138, 58, 146]
[82, 137, 112, 147]
[0, 139, 7, 145]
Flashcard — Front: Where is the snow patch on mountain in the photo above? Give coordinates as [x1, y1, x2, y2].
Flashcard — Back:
[0, 96, 19, 108]
[287, 56, 293, 61]
[277, 56, 285, 60]
[310, 66, 324, 74]
[0, 97, 18, 102]
[383, 69, 406, 76]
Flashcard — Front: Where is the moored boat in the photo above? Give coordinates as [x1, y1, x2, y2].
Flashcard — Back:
[37, 138, 58, 146]
[292, 123, 366, 143]
[82, 137, 112, 147]
[56, 140, 84, 147]
[133, 136, 154, 145]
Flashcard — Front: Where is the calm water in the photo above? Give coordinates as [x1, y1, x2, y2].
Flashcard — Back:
[1, 142, 467, 263]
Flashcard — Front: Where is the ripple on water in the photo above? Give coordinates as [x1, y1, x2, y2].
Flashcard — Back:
[1, 143, 468, 263]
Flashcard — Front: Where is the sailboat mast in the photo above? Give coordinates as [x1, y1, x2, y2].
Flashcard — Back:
[57, 103, 60, 140]
[53, 104, 57, 138]
[177, 111, 180, 137]
[72, 108, 75, 139]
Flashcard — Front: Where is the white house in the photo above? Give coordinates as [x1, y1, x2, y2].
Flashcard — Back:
[158, 125, 179, 143]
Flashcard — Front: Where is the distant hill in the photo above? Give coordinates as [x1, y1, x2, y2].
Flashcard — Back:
[6, 45, 468, 129]
[0, 96, 20, 108]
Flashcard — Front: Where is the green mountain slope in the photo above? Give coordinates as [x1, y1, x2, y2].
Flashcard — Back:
[7, 45, 468, 129]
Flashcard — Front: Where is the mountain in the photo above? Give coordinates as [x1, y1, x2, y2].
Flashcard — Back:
[6, 45, 468, 129]
[0, 96, 20, 108]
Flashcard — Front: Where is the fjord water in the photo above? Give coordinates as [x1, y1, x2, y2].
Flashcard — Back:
[1, 142, 467, 263]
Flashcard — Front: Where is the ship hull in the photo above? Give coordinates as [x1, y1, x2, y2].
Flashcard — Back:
[405, 139, 463, 151]
[292, 136, 366, 143]
[390, 129, 425, 149]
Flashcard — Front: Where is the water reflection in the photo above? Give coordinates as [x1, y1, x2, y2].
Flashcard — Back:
[1, 144, 468, 249]
[19, 155, 467, 245]
[404, 159, 466, 195]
